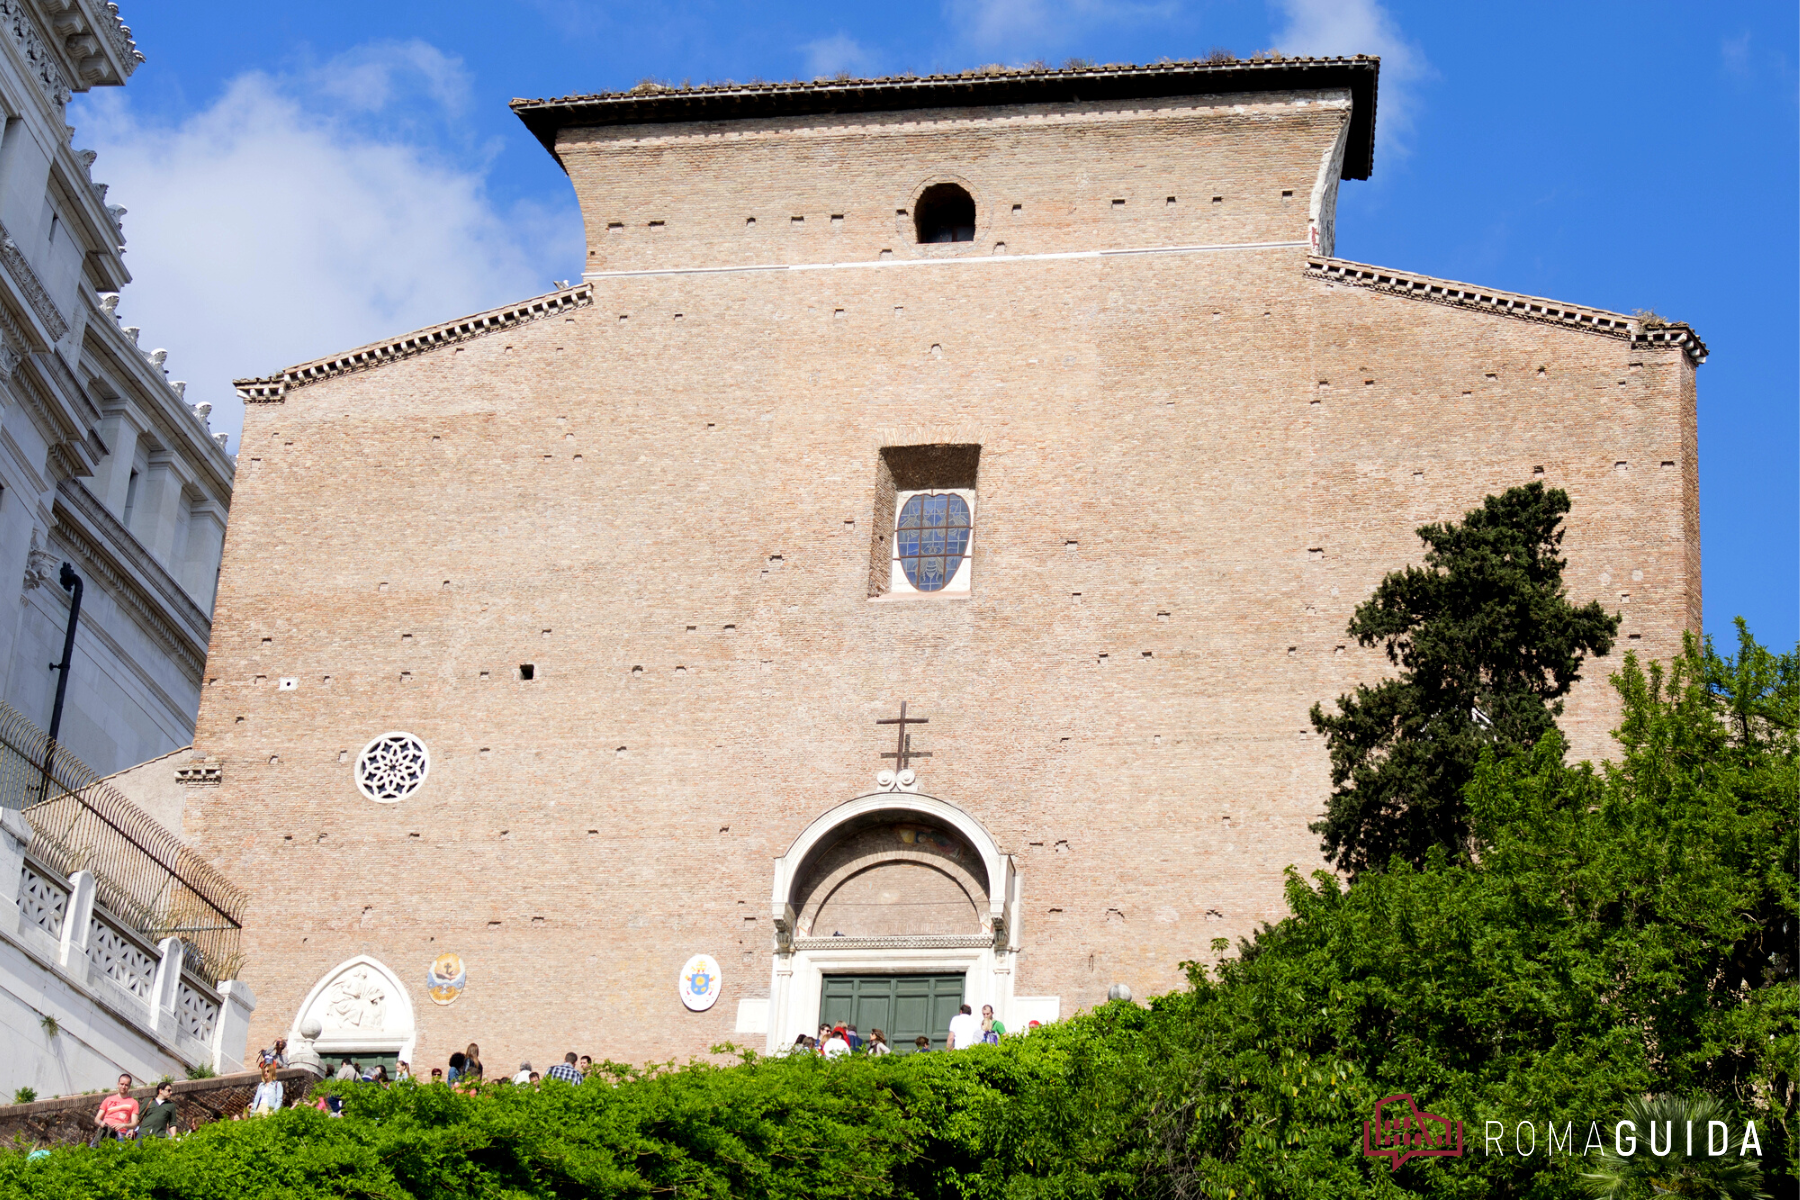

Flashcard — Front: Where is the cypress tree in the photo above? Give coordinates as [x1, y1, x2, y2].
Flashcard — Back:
[1309, 482, 1619, 873]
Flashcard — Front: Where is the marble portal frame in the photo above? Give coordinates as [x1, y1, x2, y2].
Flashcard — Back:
[765, 791, 1038, 1053]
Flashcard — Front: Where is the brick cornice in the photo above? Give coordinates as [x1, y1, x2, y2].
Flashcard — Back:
[234, 284, 593, 403]
[1306, 256, 1707, 364]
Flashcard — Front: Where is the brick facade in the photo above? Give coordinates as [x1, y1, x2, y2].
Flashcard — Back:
[190, 63, 1701, 1071]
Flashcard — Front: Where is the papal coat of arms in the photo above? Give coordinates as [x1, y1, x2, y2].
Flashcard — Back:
[426, 952, 466, 1006]
[678, 954, 721, 1012]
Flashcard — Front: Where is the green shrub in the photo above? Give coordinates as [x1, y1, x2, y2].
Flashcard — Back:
[9, 1089, 33, 1106]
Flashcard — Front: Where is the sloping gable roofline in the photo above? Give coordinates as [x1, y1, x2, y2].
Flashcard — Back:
[234, 284, 593, 403]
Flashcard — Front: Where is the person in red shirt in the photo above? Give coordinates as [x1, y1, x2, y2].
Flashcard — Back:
[91, 1074, 139, 1144]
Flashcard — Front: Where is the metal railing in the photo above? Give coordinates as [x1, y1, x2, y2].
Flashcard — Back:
[0, 700, 245, 984]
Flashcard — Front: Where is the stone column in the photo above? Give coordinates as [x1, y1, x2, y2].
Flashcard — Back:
[149, 936, 183, 1033]
[135, 455, 191, 566]
[177, 500, 226, 612]
[212, 979, 258, 1073]
[89, 410, 146, 518]
[768, 954, 793, 1055]
[58, 868, 94, 970]
[0, 809, 29, 937]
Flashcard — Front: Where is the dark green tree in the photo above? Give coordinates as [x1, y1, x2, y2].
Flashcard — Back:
[1309, 482, 1619, 873]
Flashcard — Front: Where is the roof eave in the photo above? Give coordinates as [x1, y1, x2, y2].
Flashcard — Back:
[510, 57, 1380, 181]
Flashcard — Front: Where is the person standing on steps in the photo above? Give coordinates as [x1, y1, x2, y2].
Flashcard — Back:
[136, 1081, 181, 1138]
[946, 1003, 982, 1050]
[91, 1074, 139, 1144]
[249, 1063, 285, 1115]
[547, 1052, 583, 1084]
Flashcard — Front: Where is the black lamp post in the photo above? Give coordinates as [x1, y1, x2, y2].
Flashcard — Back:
[40, 562, 82, 803]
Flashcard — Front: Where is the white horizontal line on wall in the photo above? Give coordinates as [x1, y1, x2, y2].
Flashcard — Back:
[581, 239, 1310, 282]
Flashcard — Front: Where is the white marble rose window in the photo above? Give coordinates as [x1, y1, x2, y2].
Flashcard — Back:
[355, 732, 429, 803]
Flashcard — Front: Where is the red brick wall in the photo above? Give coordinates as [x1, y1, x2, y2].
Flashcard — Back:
[189, 94, 1698, 1072]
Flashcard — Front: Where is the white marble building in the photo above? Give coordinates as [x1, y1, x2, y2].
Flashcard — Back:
[0, 3, 254, 1102]
[0, 0, 233, 779]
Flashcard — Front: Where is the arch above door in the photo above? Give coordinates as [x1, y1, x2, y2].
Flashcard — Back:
[289, 954, 417, 1066]
[769, 791, 1015, 951]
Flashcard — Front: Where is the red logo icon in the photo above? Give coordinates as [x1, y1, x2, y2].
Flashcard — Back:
[1363, 1094, 1464, 1170]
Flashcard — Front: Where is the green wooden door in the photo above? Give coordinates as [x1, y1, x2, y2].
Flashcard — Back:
[819, 974, 965, 1053]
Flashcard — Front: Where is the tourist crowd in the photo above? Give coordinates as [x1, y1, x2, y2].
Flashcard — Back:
[90, 1007, 1037, 1139]
[787, 1003, 1034, 1057]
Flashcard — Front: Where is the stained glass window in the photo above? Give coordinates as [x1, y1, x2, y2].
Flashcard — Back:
[895, 493, 972, 592]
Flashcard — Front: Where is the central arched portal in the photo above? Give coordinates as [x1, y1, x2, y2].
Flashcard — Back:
[763, 790, 1041, 1053]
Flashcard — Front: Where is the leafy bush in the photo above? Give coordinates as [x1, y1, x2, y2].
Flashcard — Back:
[8, 1090, 32, 1106]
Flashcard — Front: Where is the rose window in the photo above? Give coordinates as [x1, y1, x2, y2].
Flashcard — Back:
[895, 493, 971, 592]
[355, 732, 430, 803]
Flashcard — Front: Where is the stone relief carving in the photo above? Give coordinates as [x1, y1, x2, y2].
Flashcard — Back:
[322, 967, 388, 1032]
[0, 0, 70, 108]
[0, 221, 68, 340]
[22, 529, 55, 590]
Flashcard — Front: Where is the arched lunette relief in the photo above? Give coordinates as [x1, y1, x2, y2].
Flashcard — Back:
[770, 792, 1013, 952]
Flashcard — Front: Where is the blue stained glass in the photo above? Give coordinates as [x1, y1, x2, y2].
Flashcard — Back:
[896, 493, 972, 592]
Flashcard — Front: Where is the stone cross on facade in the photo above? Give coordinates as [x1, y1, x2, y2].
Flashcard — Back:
[876, 701, 931, 773]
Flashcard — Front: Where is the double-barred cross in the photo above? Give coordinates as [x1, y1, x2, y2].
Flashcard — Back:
[876, 701, 931, 773]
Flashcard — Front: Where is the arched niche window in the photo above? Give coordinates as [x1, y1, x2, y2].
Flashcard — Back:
[913, 183, 975, 243]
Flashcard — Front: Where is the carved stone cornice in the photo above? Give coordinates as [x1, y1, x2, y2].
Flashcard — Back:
[790, 935, 995, 951]
[1305, 256, 1708, 364]
[95, 1, 141, 78]
[234, 284, 593, 402]
[0, 218, 68, 341]
[6, 356, 89, 478]
[51, 478, 209, 686]
[0, 0, 68, 107]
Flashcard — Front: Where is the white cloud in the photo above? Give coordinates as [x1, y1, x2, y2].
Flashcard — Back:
[1720, 32, 1752, 79]
[802, 33, 876, 79]
[69, 40, 582, 454]
[306, 39, 473, 116]
[943, 0, 1177, 58]
[1269, 0, 1429, 158]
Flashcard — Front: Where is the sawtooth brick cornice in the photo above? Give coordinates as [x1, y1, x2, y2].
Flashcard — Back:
[1306, 256, 1707, 364]
[234, 284, 594, 403]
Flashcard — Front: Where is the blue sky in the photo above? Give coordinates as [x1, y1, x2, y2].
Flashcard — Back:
[75, 1, 1796, 648]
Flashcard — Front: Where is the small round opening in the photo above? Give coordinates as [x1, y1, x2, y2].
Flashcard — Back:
[913, 184, 975, 243]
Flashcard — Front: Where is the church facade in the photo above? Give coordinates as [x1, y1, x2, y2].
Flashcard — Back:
[196, 59, 1703, 1067]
